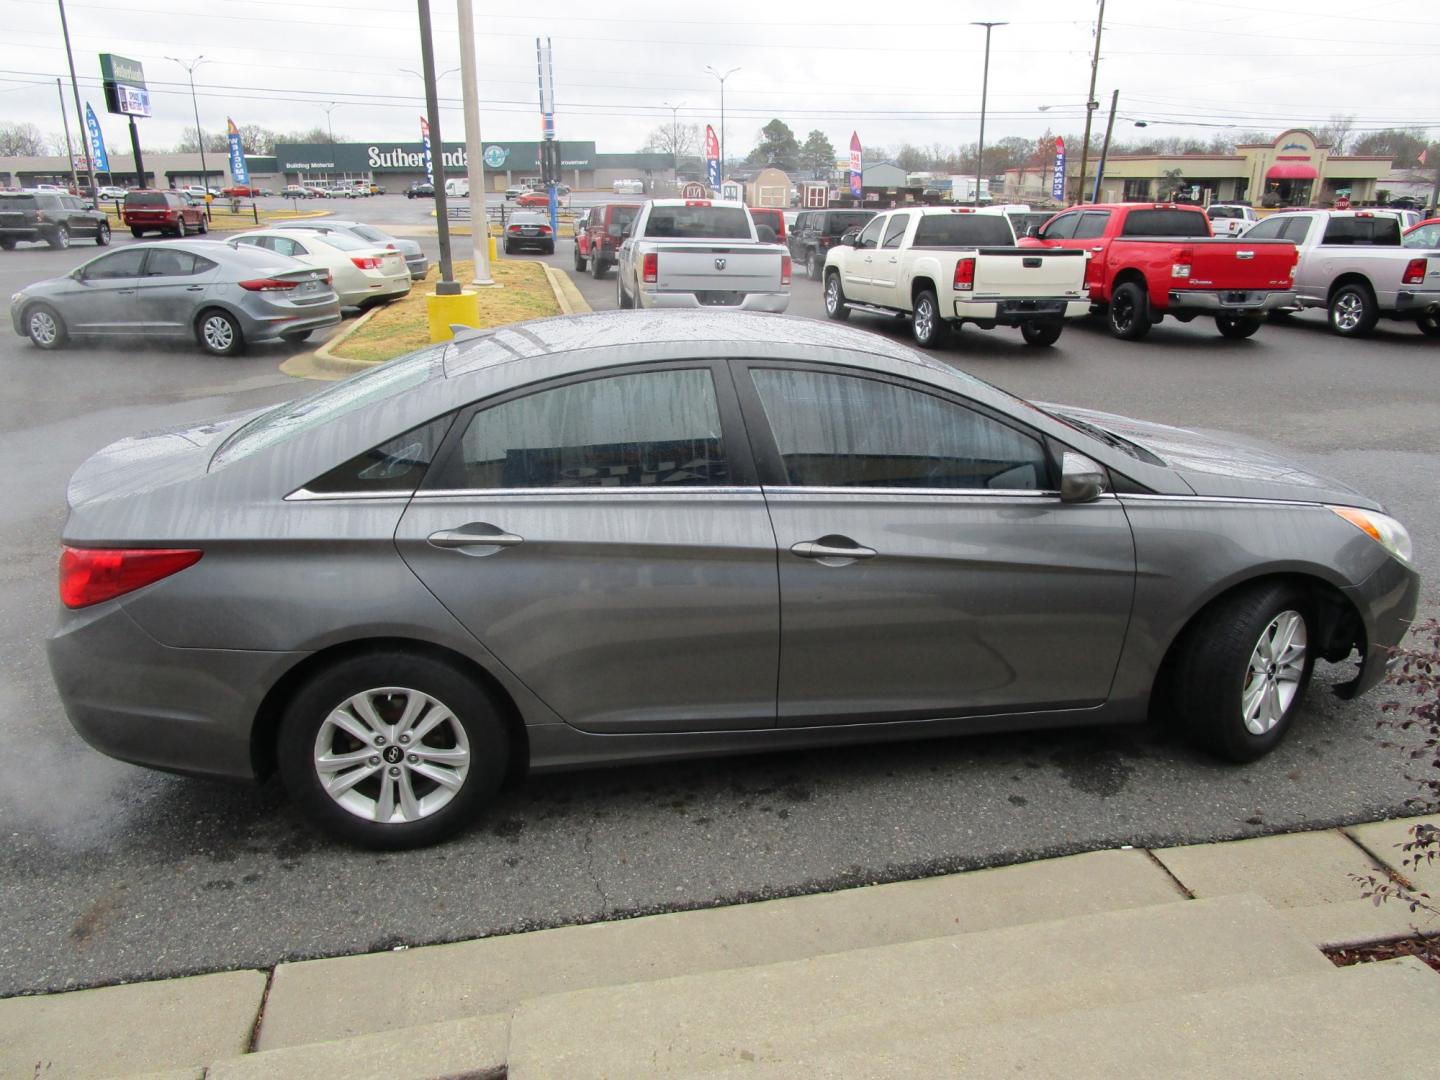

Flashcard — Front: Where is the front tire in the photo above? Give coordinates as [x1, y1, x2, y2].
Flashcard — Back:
[175, 218, 187, 238]
[197, 215, 209, 234]
[1020, 319, 1063, 347]
[48, 225, 70, 250]
[911, 288, 950, 349]
[807, 251, 822, 280]
[1329, 283, 1378, 337]
[1171, 583, 1315, 763]
[574, 245, 587, 272]
[277, 651, 509, 849]
[1216, 314, 1261, 339]
[1107, 281, 1152, 340]
[823, 271, 851, 322]
[617, 273, 635, 309]
[25, 303, 67, 349]
[196, 308, 244, 356]
[95, 222, 111, 246]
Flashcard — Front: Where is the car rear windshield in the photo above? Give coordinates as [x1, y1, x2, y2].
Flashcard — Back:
[313, 231, 370, 251]
[125, 192, 168, 207]
[348, 224, 389, 243]
[1120, 209, 1210, 237]
[911, 215, 1015, 247]
[0, 195, 38, 210]
[823, 212, 873, 235]
[643, 206, 751, 239]
[211, 346, 446, 469]
[1208, 206, 1244, 219]
[1321, 215, 1402, 246]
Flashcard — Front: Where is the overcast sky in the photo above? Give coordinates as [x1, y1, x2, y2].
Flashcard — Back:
[4, 0, 1434, 160]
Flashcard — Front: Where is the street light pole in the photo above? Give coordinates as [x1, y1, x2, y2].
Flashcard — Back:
[662, 100, 685, 181]
[456, 0, 493, 286]
[704, 66, 740, 180]
[321, 102, 341, 144]
[417, 0, 459, 297]
[1076, 0, 1106, 205]
[970, 21, 1006, 207]
[167, 56, 209, 193]
[1091, 88, 1119, 204]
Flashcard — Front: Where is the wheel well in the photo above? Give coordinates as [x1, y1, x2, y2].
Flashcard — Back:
[1152, 572, 1366, 710]
[192, 305, 240, 333]
[911, 277, 937, 303]
[249, 637, 531, 784]
[1112, 269, 1148, 293]
[1327, 273, 1375, 303]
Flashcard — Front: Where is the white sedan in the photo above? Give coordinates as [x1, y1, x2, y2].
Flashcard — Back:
[96, 186, 128, 202]
[228, 228, 411, 309]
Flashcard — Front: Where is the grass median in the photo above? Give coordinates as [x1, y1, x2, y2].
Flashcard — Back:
[331, 259, 560, 364]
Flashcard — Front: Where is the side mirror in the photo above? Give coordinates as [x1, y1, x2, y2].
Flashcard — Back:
[838, 229, 858, 246]
[621, 225, 633, 239]
[1060, 451, 1107, 504]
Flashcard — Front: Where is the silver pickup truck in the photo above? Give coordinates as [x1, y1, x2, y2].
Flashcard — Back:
[1243, 209, 1440, 337]
[615, 199, 791, 313]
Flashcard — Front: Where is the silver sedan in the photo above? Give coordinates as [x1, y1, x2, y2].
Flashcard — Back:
[270, 218, 430, 281]
[10, 240, 341, 356]
[46, 312, 1419, 848]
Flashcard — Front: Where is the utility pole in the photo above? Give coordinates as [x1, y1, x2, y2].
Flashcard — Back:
[971, 21, 1006, 206]
[705, 66, 740, 180]
[57, 0, 96, 196]
[663, 100, 685, 181]
[167, 57, 209, 196]
[1076, 0, 1105, 205]
[456, 0, 494, 285]
[56, 79, 79, 194]
[1091, 89, 1119, 204]
[417, 0, 459, 296]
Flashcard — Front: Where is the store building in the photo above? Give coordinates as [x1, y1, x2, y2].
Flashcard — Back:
[1003, 130, 1394, 208]
[0, 151, 280, 191]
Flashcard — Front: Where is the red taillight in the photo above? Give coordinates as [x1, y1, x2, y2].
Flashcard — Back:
[643, 252, 658, 283]
[351, 256, 382, 270]
[539, 224, 552, 234]
[238, 277, 301, 291]
[781, 254, 792, 285]
[508, 224, 521, 233]
[953, 257, 975, 291]
[59, 546, 202, 609]
[1403, 258, 1427, 286]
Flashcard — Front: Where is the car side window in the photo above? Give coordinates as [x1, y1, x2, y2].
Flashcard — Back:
[1280, 216, 1312, 244]
[1072, 211, 1111, 239]
[750, 368, 1050, 491]
[456, 369, 730, 490]
[881, 214, 909, 249]
[271, 237, 306, 257]
[304, 415, 454, 496]
[144, 250, 216, 277]
[1040, 213, 1080, 240]
[1241, 216, 1286, 240]
[856, 217, 885, 250]
[81, 249, 146, 280]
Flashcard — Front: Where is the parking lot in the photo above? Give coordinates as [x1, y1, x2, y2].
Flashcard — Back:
[1, 204, 1436, 997]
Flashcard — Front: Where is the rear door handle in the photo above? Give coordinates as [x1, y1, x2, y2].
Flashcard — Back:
[790, 538, 877, 561]
[428, 525, 524, 551]
[185, 285, 205, 291]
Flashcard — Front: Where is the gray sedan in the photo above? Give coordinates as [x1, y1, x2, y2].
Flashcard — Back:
[10, 241, 341, 356]
[270, 218, 430, 280]
[46, 312, 1419, 848]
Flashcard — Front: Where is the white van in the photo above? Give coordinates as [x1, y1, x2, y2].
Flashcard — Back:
[612, 178, 645, 194]
[444, 177, 470, 197]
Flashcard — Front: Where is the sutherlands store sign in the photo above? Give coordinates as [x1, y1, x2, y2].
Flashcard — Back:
[273, 141, 596, 174]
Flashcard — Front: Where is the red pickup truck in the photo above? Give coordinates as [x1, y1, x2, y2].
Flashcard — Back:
[1021, 203, 1297, 340]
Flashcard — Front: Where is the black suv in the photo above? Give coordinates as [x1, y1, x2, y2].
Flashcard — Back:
[405, 181, 435, 199]
[788, 209, 876, 279]
[0, 191, 111, 251]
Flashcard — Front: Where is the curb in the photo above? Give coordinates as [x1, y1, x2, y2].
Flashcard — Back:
[278, 305, 385, 382]
[543, 265, 592, 315]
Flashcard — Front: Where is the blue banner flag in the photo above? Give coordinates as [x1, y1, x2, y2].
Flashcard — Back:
[84, 103, 110, 173]
[705, 125, 720, 190]
[419, 116, 435, 186]
[226, 118, 249, 186]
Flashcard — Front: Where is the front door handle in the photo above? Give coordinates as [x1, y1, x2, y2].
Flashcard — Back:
[428, 525, 524, 550]
[790, 537, 877, 562]
[1091, 245, 1104, 251]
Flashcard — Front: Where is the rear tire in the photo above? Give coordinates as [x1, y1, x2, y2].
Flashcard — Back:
[0, 239, 15, 250]
[1107, 281, 1151, 340]
[95, 222, 111, 246]
[195, 308, 245, 356]
[591, 255, 608, 279]
[277, 651, 509, 849]
[1216, 315, 1262, 339]
[48, 225, 70, 250]
[1020, 319, 1063, 347]
[911, 289, 949, 349]
[197, 215, 209, 234]
[807, 251, 822, 280]
[175, 218, 187, 238]
[574, 245, 587, 272]
[24, 303, 67, 350]
[823, 271, 851, 321]
[130, 227, 144, 238]
[617, 273, 635, 309]
[1171, 583, 1315, 763]
[1328, 283, 1378, 337]
[1416, 314, 1440, 338]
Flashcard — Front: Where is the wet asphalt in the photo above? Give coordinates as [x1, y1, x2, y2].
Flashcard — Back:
[1, 196, 1436, 995]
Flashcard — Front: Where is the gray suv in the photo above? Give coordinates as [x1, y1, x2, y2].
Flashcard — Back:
[0, 191, 111, 250]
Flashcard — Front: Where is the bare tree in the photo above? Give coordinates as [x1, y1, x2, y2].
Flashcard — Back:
[0, 122, 51, 157]
[641, 122, 700, 161]
[1313, 113, 1356, 153]
[174, 126, 229, 154]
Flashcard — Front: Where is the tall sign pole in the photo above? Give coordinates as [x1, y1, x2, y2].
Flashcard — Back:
[1076, 0, 1105, 205]
[417, 0, 459, 296]
[536, 37, 559, 235]
[100, 54, 151, 188]
[57, 0, 96, 196]
[1091, 89, 1119, 204]
[971, 21, 1007, 207]
[456, 0, 494, 285]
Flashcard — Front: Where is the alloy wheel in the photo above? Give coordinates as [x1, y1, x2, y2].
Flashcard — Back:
[313, 687, 471, 824]
[1111, 293, 1133, 332]
[915, 296, 934, 341]
[28, 310, 58, 346]
[825, 275, 839, 313]
[1241, 610, 1307, 735]
[201, 314, 234, 352]
[1333, 292, 1364, 332]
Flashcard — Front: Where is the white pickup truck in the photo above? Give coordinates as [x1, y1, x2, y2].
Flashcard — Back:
[822, 206, 1090, 347]
[616, 199, 791, 312]
[1207, 204, 1259, 237]
[1242, 209, 1440, 337]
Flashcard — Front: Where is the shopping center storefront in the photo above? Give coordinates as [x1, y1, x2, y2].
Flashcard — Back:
[1004, 130, 1393, 208]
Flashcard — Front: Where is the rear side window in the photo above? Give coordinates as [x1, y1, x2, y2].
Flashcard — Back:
[0, 195, 38, 211]
[912, 214, 1014, 247]
[1241, 216, 1286, 240]
[643, 206, 751, 240]
[303, 416, 453, 496]
[457, 369, 729, 490]
[1120, 210, 1210, 237]
[144, 250, 216, 277]
[1321, 216, 1401, 246]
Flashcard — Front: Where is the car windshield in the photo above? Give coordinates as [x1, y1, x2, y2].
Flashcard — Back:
[125, 192, 168, 207]
[912, 215, 1015, 246]
[643, 206, 751, 239]
[0, 195, 38, 210]
[211, 346, 447, 468]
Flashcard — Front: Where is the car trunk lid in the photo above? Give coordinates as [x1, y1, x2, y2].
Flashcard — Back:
[1176, 239, 1297, 291]
[655, 246, 783, 294]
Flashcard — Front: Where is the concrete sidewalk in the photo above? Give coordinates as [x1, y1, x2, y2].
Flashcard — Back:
[5, 816, 1437, 1079]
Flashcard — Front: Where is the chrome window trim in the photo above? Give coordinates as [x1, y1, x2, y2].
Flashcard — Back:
[286, 488, 416, 502]
[1117, 493, 1321, 508]
[413, 485, 765, 499]
[762, 486, 1061, 499]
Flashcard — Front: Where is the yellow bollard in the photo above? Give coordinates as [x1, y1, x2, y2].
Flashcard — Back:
[488, 234, 498, 261]
[425, 290, 482, 343]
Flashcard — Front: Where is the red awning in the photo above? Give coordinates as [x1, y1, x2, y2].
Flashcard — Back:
[1267, 163, 1318, 180]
